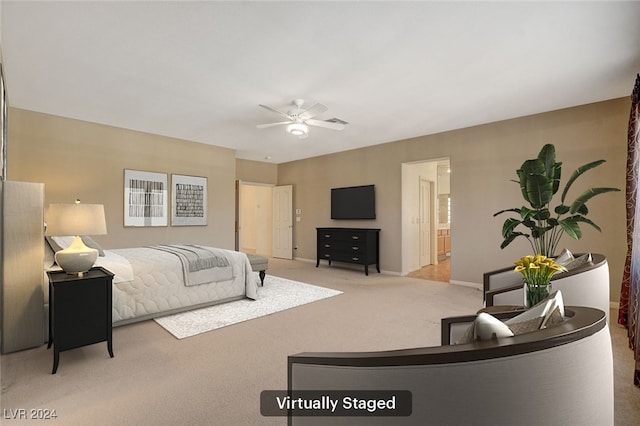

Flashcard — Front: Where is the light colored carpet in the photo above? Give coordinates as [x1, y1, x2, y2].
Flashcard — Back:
[154, 275, 343, 339]
[1, 258, 637, 425]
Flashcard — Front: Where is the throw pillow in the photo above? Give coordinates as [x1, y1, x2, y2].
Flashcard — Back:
[474, 312, 515, 341]
[456, 290, 566, 343]
[564, 253, 592, 271]
[455, 313, 516, 344]
[43, 237, 56, 268]
[505, 290, 565, 334]
[49, 235, 105, 256]
[45, 236, 64, 253]
[554, 248, 574, 267]
[81, 236, 106, 256]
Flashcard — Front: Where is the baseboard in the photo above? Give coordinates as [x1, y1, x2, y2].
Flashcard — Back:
[283, 257, 621, 312]
[450, 280, 483, 290]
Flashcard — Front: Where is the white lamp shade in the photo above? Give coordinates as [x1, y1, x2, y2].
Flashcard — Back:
[46, 203, 107, 236]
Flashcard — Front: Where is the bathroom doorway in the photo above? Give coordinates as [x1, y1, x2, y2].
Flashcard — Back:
[401, 158, 451, 282]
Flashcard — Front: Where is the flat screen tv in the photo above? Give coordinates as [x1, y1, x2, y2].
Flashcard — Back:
[331, 185, 376, 220]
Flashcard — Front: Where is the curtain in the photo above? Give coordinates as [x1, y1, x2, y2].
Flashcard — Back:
[618, 73, 640, 387]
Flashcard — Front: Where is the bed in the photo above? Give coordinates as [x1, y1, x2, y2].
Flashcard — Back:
[44, 238, 259, 328]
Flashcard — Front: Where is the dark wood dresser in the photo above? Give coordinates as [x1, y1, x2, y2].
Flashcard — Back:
[316, 228, 381, 275]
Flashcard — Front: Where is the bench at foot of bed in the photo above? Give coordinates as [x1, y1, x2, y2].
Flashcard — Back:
[245, 254, 268, 286]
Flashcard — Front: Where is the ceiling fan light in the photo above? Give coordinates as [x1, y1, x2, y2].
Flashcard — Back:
[287, 123, 308, 136]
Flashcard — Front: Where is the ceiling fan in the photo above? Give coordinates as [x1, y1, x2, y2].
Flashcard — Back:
[257, 99, 347, 138]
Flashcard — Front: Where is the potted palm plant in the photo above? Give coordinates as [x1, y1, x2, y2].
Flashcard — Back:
[494, 144, 620, 306]
[494, 143, 619, 257]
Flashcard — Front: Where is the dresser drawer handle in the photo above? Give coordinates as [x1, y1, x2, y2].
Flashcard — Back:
[351, 236, 359, 240]
[352, 257, 359, 261]
[324, 234, 331, 238]
[324, 254, 331, 258]
[324, 244, 331, 248]
[352, 246, 359, 251]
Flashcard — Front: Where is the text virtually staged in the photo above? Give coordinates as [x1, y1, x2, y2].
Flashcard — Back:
[260, 390, 412, 417]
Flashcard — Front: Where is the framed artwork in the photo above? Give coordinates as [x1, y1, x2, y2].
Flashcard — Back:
[124, 169, 168, 227]
[171, 174, 207, 226]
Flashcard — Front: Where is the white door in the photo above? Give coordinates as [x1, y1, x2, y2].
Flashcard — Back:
[272, 185, 293, 259]
[419, 178, 432, 267]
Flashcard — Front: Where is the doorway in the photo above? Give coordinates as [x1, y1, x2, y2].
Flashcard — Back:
[401, 158, 451, 282]
[235, 181, 293, 259]
[236, 181, 273, 256]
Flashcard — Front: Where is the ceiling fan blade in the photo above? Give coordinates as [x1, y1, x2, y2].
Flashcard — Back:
[305, 118, 345, 131]
[259, 104, 292, 120]
[256, 121, 293, 129]
[298, 103, 328, 120]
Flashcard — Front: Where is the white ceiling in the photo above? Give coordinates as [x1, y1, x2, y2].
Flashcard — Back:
[2, 1, 639, 164]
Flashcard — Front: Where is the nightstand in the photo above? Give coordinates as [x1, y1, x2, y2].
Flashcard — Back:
[47, 267, 114, 374]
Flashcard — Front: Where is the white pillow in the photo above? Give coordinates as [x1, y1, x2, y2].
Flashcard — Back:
[505, 298, 552, 325]
[475, 312, 514, 340]
[555, 248, 574, 266]
[502, 290, 565, 335]
[51, 235, 105, 256]
[541, 290, 564, 328]
[51, 236, 76, 249]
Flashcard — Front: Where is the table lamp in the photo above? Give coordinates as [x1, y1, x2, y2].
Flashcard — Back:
[46, 200, 107, 276]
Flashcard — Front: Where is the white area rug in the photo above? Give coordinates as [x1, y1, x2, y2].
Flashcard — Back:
[154, 275, 343, 339]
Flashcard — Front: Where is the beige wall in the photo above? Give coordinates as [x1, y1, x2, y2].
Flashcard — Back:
[8, 98, 629, 303]
[8, 108, 237, 250]
[279, 98, 628, 302]
[236, 159, 278, 184]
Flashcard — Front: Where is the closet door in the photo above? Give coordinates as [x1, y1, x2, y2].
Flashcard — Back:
[1, 181, 44, 353]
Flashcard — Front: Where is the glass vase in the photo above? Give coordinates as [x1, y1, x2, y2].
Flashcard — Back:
[524, 282, 552, 308]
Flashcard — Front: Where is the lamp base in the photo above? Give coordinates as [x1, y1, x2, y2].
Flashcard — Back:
[54, 236, 98, 276]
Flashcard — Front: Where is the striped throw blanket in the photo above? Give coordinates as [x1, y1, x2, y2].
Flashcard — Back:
[150, 244, 234, 286]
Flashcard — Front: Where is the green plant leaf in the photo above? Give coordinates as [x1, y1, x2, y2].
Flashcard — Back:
[523, 173, 553, 208]
[576, 204, 589, 215]
[561, 160, 606, 203]
[537, 144, 562, 194]
[574, 215, 602, 232]
[569, 187, 621, 214]
[517, 159, 545, 204]
[496, 143, 620, 254]
[559, 217, 581, 239]
[533, 208, 550, 220]
[519, 206, 536, 220]
[500, 232, 527, 249]
[550, 163, 562, 195]
[501, 218, 522, 238]
[493, 207, 522, 217]
[537, 144, 556, 175]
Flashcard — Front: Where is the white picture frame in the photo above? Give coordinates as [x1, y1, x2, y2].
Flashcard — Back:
[124, 169, 168, 227]
[171, 174, 207, 226]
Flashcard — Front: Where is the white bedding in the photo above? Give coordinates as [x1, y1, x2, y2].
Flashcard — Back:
[109, 246, 257, 325]
[44, 243, 258, 326]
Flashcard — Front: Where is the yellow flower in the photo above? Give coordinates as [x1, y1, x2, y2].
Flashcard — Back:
[513, 253, 567, 286]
